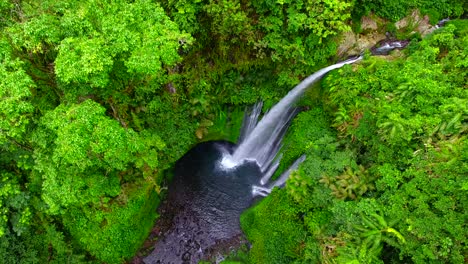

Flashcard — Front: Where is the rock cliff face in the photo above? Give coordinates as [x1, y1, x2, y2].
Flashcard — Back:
[338, 10, 438, 57]
[395, 10, 436, 35]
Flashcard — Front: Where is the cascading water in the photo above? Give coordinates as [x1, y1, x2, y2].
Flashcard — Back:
[221, 56, 362, 195]
[143, 57, 362, 264]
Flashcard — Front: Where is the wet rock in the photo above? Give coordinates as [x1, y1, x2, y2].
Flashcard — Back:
[337, 30, 386, 57]
[371, 40, 410, 55]
[337, 9, 440, 57]
[337, 15, 387, 57]
[165, 83, 176, 94]
[142, 141, 259, 264]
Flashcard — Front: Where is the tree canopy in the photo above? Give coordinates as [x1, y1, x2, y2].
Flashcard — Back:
[0, 0, 466, 263]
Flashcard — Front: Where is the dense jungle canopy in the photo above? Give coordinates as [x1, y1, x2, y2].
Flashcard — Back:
[0, 0, 466, 263]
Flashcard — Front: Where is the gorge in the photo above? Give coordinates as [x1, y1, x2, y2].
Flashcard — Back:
[143, 56, 362, 264]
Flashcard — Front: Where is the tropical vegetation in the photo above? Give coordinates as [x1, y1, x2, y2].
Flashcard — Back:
[0, 0, 466, 263]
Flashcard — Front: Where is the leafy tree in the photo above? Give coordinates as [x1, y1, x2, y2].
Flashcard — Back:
[0, 172, 31, 237]
[0, 37, 34, 145]
[0, 0, 197, 261]
[352, 0, 465, 22]
[0, 0, 466, 262]
[30, 99, 164, 262]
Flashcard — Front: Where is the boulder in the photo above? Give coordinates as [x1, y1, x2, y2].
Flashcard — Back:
[337, 10, 437, 57]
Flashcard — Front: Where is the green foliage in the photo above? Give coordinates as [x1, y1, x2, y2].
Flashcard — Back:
[157, 0, 356, 121]
[335, 207, 406, 264]
[144, 94, 198, 167]
[353, 0, 465, 22]
[219, 244, 250, 263]
[276, 107, 342, 178]
[0, 172, 31, 237]
[0, 0, 183, 254]
[0, 222, 92, 264]
[63, 183, 159, 263]
[241, 190, 306, 263]
[320, 165, 375, 200]
[320, 24, 468, 263]
[53, 0, 190, 86]
[6, 0, 190, 89]
[0, 0, 466, 262]
[203, 106, 245, 143]
[242, 21, 468, 264]
[242, 107, 357, 263]
[32, 100, 163, 214]
[0, 38, 35, 144]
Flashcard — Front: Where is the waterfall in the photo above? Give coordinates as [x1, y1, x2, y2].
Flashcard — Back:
[220, 56, 362, 195]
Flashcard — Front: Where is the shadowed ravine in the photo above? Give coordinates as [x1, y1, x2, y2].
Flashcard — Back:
[143, 57, 362, 264]
[143, 141, 260, 263]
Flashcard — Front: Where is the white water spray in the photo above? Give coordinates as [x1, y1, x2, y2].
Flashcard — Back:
[220, 56, 362, 195]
